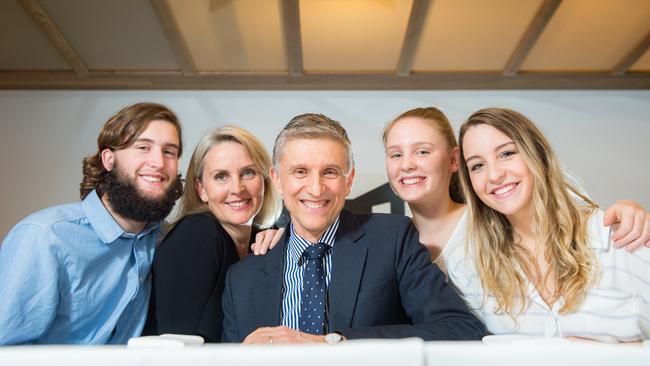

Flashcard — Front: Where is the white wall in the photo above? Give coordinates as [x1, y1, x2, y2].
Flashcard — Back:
[1, 90, 648, 238]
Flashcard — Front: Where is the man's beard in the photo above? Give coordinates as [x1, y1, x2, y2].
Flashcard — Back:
[101, 164, 182, 223]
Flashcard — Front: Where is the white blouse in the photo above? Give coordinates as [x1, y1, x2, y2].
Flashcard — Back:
[445, 210, 650, 343]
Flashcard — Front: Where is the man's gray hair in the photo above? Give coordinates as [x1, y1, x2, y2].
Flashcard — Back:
[272, 113, 354, 174]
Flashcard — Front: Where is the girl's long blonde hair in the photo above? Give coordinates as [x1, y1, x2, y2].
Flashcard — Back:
[458, 108, 597, 317]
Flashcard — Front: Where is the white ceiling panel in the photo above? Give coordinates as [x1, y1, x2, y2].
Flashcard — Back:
[39, 0, 179, 70]
[0, 0, 69, 70]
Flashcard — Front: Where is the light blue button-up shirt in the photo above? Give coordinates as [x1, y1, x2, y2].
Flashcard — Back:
[0, 190, 159, 344]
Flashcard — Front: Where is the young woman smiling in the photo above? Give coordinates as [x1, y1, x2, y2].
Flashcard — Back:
[447, 108, 649, 342]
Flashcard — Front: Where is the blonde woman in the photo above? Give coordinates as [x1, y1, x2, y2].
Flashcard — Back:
[144, 126, 281, 342]
[382, 107, 465, 273]
[447, 108, 649, 342]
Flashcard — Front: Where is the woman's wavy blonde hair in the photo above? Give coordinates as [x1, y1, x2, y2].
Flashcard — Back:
[176, 125, 281, 229]
[458, 108, 597, 317]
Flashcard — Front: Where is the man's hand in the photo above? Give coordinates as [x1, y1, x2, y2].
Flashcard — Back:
[242, 326, 325, 344]
[603, 200, 650, 251]
[251, 228, 285, 255]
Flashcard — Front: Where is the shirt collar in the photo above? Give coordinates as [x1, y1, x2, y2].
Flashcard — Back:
[82, 189, 160, 244]
[287, 216, 340, 265]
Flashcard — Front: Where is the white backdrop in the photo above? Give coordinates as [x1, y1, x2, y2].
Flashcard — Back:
[1, 90, 648, 238]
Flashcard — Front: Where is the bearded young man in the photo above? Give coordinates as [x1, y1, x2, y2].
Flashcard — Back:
[0, 103, 183, 345]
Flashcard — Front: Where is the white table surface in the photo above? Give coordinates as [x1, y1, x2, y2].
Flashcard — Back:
[1, 338, 648, 366]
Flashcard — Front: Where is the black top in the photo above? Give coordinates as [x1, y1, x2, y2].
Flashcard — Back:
[143, 213, 249, 342]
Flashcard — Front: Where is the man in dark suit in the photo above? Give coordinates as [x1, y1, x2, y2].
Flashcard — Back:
[222, 113, 486, 344]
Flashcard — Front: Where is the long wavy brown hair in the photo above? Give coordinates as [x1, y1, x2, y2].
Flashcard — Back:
[80, 103, 183, 199]
[458, 108, 597, 317]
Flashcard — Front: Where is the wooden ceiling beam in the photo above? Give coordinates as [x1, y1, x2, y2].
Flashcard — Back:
[280, 0, 304, 76]
[612, 31, 650, 76]
[1, 70, 648, 90]
[396, 0, 431, 76]
[150, 0, 197, 75]
[503, 0, 562, 76]
[17, 0, 89, 77]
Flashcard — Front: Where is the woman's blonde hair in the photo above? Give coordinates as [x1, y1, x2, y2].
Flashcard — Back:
[382, 106, 463, 203]
[177, 126, 281, 229]
[458, 108, 597, 317]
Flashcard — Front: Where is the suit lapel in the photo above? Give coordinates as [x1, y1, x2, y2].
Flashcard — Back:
[253, 234, 287, 327]
[328, 210, 367, 330]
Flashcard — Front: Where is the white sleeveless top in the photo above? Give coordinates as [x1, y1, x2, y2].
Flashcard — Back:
[432, 209, 468, 275]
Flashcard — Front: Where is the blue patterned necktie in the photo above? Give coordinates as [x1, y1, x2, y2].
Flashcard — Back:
[299, 243, 331, 335]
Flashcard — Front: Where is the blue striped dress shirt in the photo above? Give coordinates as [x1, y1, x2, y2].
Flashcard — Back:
[281, 217, 340, 331]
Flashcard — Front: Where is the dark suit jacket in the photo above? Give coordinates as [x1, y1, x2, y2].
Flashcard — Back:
[222, 209, 486, 342]
[143, 213, 240, 342]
